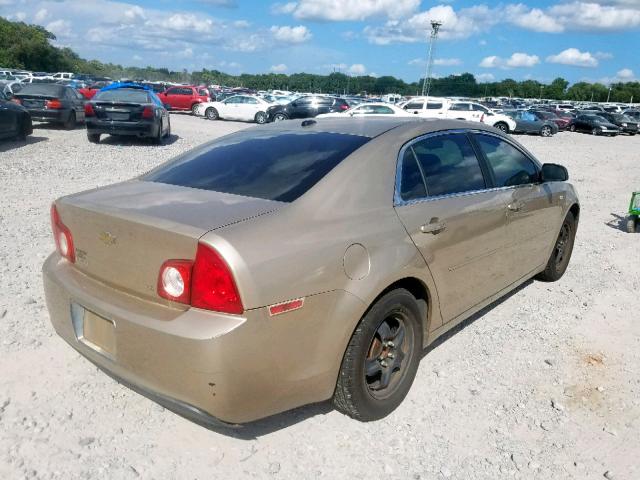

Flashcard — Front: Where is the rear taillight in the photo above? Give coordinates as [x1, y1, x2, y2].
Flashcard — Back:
[84, 103, 95, 116]
[191, 243, 243, 314]
[50, 204, 75, 263]
[45, 99, 62, 109]
[157, 243, 243, 314]
[340, 104, 349, 110]
[142, 106, 154, 119]
[10, 98, 22, 105]
[157, 260, 193, 304]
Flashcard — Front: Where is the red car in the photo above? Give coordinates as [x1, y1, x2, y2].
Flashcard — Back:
[157, 86, 210, 113]
[78, 82, 111, 100]
[532, 110, 571, 130]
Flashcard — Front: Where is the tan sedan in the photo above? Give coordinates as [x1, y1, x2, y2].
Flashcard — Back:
[43, 118, 579, 425]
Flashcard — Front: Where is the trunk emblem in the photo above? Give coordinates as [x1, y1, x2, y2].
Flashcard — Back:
[98, 231, 117, 246]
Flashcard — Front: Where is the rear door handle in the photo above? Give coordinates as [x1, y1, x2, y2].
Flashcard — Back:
[420, 219, 447, 234]
[507, 202, 523, 212]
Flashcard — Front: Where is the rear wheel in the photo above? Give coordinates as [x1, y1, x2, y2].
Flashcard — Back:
[540, 125, 553, 137]
[273, 113, 287, 122]
[64, 111, 76, 130]
[191, 103, 199, 115]
[152, 120, 164, 145]
[254, 111, 268, 124]
[205, 107, 218, 120]
[569, 124, 576, 132]
[494, 122, 509, 133]
[536, 211, 577, 282]
[163, 118, 171, 138]
[333, 288, 422, 421]
[87, 132, 100, 144]
[591, 127, 599, 135]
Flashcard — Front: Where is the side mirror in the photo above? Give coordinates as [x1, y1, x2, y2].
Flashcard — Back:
[540, 163, 568, 182]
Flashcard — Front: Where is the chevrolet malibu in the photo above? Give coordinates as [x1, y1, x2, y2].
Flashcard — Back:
[43, 118, 579, 425]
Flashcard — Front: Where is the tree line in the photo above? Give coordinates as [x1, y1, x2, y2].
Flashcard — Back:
[1, 16, 639, 103]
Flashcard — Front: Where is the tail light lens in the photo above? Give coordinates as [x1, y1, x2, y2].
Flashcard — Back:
[10, 98, 22, 105]
[340, 104, 349, 110]
[45, 99, 62, 109]
[50, 204, 75, 263]
[142, 106, 154, 119]
[157, 243, 243, 314]
[84, 103, 95, 116]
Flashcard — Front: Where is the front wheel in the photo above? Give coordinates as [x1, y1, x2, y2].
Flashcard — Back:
[254, 111, 268, 124]
[333, 288, 422, 421]
[569, 124, 576, 132]
[205, 107, 218, 120]
[540, 125, 553, 137]
[494, 122, 509, 133]
[87, 132, 100, 144]
[273, 113, 288, 122]
[591, 127, 599, 135]
[191, 103, 200, 115]
[536, 211, 577, 282]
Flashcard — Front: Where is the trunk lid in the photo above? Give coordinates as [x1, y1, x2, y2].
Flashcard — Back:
[92, 101, 148, 121]
[16, 94, 56, 109]
[56, 180, 283, 302]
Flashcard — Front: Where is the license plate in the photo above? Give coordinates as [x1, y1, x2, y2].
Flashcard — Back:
[109, 113, 129, 121]
[82, 309, 116, 356]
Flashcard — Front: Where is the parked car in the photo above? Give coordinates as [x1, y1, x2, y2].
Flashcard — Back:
[0, 90, 32, 141]
[530, 110, 571, 130]
[84, 83, 170, 144]
[194, 95, 274, 123]
[78, 81, 111, 99]
[317, 102, 412, 118]
[503, 111, 559, 136]
[51, 72, 74, 81]
[569, 114, 620, 136]
[623, 110, 640, 122]
[596, 112, 638, 135]
[1, 80, 24, 97]
[401, 96, 448, 116]
[43, 117, 579, 425]
[13, 83, 85, 129]
[157, 86, 210, 113]
[266, 95, 349, 121]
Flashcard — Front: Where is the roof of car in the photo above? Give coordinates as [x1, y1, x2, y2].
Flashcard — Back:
[242, 117, 497, 139]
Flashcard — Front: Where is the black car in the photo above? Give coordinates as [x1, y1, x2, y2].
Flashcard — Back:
[622, 110, 640, 123]
[0, 90, 33, 141]
[84, 85, 170, 144]
[14, 83, 85, 129]
[569, 114, 620, 136]
[596, 112, 638, 135]
[267, 95, 349, 122]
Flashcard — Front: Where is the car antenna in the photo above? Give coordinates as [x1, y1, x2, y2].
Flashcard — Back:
[301, 119, 316, 127]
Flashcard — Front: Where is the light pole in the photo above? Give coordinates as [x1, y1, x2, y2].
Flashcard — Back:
[606, 86, 612, 103]
[539, 85, 544, 101]
[421, 20, 443, 98]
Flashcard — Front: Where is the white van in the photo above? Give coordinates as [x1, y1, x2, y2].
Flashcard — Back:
[52, 72, 74, 80]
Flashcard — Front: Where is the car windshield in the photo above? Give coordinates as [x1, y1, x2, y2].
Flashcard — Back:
[17, 84, 65, 96]
[94, 88, 150, 103]
[143, 131, 370, 202]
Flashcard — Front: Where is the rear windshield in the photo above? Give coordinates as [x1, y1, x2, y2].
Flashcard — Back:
[144, 131, 370, 202]
[18, 84, 65, 96]
[94, 89, 150, 103]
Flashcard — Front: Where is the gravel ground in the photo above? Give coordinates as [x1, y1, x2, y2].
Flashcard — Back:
[1, 114, 639, 480]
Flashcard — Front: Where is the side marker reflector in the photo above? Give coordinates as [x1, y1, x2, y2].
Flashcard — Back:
[268, 298, 305, 316]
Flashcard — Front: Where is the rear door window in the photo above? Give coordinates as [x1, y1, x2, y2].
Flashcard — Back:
[474, 134, 538, 187]
[144, 132, 370, 202]
[402, 133, 486, 197]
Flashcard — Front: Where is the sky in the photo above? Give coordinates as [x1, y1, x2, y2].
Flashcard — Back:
[1, 0, 638, 84]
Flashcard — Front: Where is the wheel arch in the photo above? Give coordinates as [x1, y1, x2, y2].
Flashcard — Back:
[569, 202, 580, 222]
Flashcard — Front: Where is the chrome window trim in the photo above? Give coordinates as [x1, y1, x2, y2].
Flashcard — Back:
[393, 128, 541, 207]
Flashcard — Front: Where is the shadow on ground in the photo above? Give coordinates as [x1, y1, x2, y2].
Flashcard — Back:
[0, 136, 47, 152]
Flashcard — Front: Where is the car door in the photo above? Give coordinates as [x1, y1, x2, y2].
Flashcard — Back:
[220, 96, 242, 119]
[0, 99, 15, 137]
[473, 133, 563, 282]
[403, 100, 424, 116]
[290, 97, 312, 118]
[239, 96, 260, 121]
[393, 132, 513, 323]
[67, 87, 86, 121]
[447, 102, 472, 121]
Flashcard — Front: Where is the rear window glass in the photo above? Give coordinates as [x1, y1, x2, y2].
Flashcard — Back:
[18, 84, 65, 96]
[144, 131, 370, 202]
[94, 89, 150, 103]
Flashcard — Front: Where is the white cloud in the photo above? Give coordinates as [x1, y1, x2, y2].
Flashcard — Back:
[270, 63, 288, 72]
[46, 19, 74, 38]
[616, 68, 634, 80]
[270, 25, 312, 43]
[480, 52, 539, 69]
[476, 73, 495, 82]
[434, 58, 462, 66]
[348, 63, 366, 75]
[286, 0, 419, 21]
[408, 58, 425, 66]
[504, 4, 563, 33]
[598, 68, 637, 84]
[546, 48, 598, 67]
[34, 8, 48, 23]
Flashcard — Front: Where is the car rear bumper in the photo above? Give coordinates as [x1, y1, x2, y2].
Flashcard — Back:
[28, 109, 67, 122]
[43, 254, 364, 424]
[87, 119, 156, 137]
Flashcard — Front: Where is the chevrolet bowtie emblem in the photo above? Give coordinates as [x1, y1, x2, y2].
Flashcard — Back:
[98, 231, 117, 246]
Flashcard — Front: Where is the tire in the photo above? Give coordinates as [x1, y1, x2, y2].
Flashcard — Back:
[540, 125, 553, 137]
[536, 211, 577, 282]
[205, 107, 218, 120]
[87, 132, 100, 144]
[591, 128, 599, 136]
[16, 116, 30, 141]
[64, 111, 76, 130]
[254, 111, 268, 124]
[273, 113, 288, 122]
[626, 216, 638, 234]
[152, 120, 164, 145]
[191, 103, 199, 115]
[569, 124, 576, 132]
[163, 118, 171, 138]
[333, 288, 423, 421]
[494, 122, 509, 133]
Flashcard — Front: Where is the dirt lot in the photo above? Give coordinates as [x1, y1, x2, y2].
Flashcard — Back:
[1, 113, 639, 480]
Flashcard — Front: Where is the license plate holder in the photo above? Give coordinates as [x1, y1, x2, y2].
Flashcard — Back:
[109, 112, 129, 121]
[80, 308, 116, 357]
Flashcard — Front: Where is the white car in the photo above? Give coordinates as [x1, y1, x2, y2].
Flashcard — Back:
[316, 102, 413, 118]
[194, 95, 274, 124]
